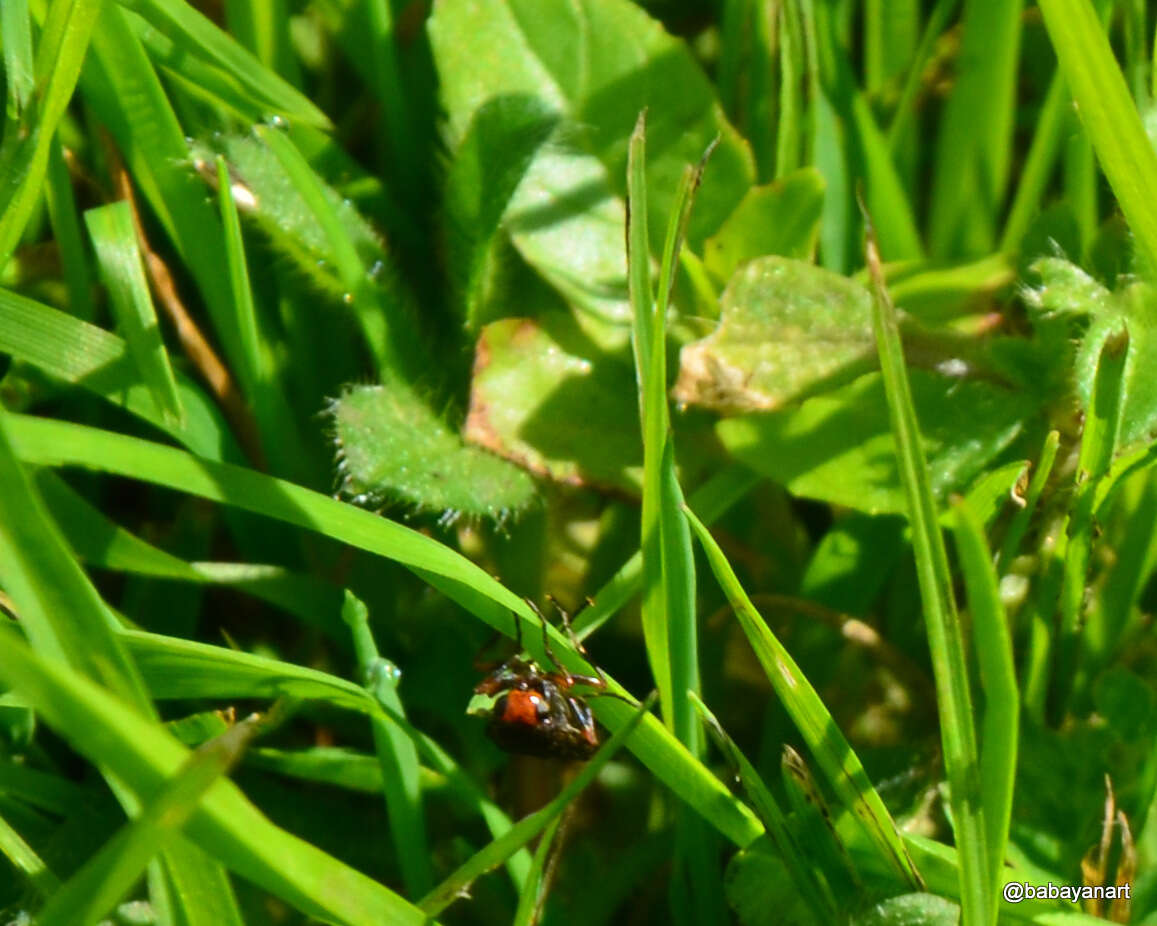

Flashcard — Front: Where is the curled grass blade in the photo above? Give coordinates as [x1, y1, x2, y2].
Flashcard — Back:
[863, 217, 987, 922]
[683, 504, 923, 891]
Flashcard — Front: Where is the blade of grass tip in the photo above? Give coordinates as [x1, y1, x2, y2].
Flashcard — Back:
[36, 711, 269, 926]
[652, 142, 720, 922]
[1052, 327, 1127, 720]
[950, 499, 1019, 923]
[85, 200, 185, 428]
[862, 205, 988, 922]
[996, 430, 1060, 572]
[1038, 0, 1157, 274]
[690, 693, 836, 919]
[654, 142, 715, 756]
[682, 503, 923, 890]
[0, 0, 102, 270]
[418, 692, 658, 917]
[341, 590, 432, 898]
[627, 111, 673, 729]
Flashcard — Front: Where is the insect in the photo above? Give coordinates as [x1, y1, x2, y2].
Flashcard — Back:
[472, 596, 624, 761]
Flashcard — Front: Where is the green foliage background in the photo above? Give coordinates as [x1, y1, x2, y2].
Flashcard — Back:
[0, 0, 1156, 924]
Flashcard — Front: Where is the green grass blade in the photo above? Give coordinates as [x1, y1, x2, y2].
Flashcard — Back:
[511, 812, 563, 926]
[418, 693, 655, 916]
[0, 287, 234, 458]
[124, 629, 379, 713]
[36, 713, 265, 926]
[813, 1, 923, 261]
[214, 156, 264, 411]
[44, 139, 96, 320]
[573, 465, 760, 642]
[863, 221, 988, 922]
[691, 693, 835, 919]
[682, 504, 923, 891]
[627, 113, 673, 728]
[80, 6, 245, 378]
[999, 70, 1069, 254]
[2, 0, 35, 118]
[341, 591, 432, 897]
[1053, 328, 1127, 717]
[0, 808, 59, 898]
[85, 201, 185, 428]
[0, 0, 102, 270]
[0, 629, 427, 925]
[950, 499, 1019, 923]
[116, 0, 330, 129]
[6, 413, 763, 848]
[886, 0, 959, 154]
[0, 406, 151, 710]
[256, 123, 418, 382]
[776, 0, 806, 178]
[1038, 0, 1157, 273]
[928, 0, 1023, 256]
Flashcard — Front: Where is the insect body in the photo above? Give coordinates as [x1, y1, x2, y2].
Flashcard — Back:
[473, 598, 614, 761]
